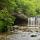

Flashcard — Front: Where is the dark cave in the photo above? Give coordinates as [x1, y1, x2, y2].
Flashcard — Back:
[14, 16, 28, 26]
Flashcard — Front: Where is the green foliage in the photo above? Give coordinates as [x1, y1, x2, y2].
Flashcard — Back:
[0, 0, 40, 32]
[0, 8, 15, 32]
[0, 20, 7, 32]
[0, 0, 40, 17]
[8, 0, 40, 16]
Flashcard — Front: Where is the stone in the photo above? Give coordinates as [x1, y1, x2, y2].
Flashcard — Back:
[31, 35, 37, 37]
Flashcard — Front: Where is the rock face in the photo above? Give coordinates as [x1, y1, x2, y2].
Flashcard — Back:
[12, 13, 28, 20]
[12, 13, 28, 26]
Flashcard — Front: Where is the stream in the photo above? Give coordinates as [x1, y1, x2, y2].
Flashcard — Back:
[6, 32, 40, 40]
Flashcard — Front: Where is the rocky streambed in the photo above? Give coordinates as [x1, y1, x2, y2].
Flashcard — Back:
[0, 25, 40, 40]
[0, 32, 40, 40]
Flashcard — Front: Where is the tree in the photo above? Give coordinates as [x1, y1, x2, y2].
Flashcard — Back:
[8, 0, 38, 17]
[0, 0, 16, 32]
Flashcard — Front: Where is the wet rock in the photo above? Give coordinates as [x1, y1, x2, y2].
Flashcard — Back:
[13, 25, 19, 29]
[31, 35, 37, 37]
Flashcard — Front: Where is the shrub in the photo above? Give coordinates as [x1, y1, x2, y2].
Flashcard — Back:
[0, 8, 16, 32]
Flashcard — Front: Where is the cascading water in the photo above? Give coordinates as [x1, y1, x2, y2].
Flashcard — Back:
[28, 16, 40, 32]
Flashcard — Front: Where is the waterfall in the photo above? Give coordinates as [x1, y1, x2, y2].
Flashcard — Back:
[28, 17, 35, 26]
[28, 16, 40, 32]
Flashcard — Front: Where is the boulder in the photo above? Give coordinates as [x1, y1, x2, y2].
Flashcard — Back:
[12, 13, 28, 21]
[31, 35, 37, 37]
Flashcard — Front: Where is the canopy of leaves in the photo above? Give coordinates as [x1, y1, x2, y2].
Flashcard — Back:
[8, 0, 40, 17]
[0, 0, 40, 16]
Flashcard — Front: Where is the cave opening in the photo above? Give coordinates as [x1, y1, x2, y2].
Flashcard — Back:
[14, 16, 28, 26]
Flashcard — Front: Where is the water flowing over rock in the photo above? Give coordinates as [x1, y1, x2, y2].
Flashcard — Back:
[7, 32, 40, 40]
